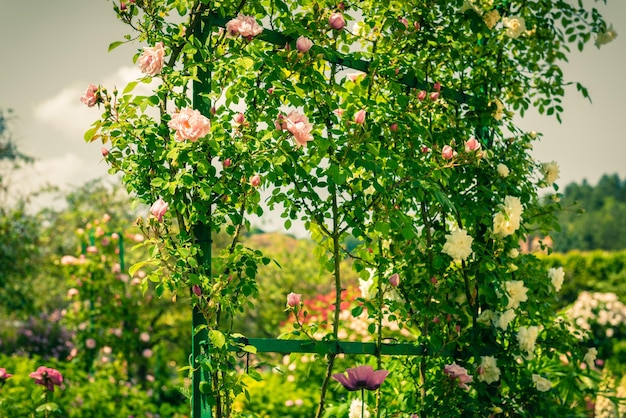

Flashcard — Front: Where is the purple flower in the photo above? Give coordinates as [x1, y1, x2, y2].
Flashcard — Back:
[29, 366, 63, 392]
[332, 365, 389, 391]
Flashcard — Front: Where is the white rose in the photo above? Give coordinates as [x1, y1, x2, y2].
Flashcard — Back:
[541, 161, 560, 186]
[442, 228, 474, 261]
[497, 163, 509, 178]
[477, 356, 501, 384]
[502, 16, 526, 38]
[532, 374, 552, 392]
[548, 267, 565, 292]
[505, 280, 528, 309]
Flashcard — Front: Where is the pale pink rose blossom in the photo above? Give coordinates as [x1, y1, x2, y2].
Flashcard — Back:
[433, 82, 441, 92]
[354, 109, 367, 124]
[101, 147, 109, 157]
[296, 36, 313, 52]
[223, 158, 232, 168]
[334, 108, 345, 118]
[226, 15, 263, 38]
[250, 174, 261, 187]
[347, 72, 365, 82]
[61, 255, 79, 265]
[329, 12, 346, 30]
[389, 273, 400, 287]
[67, 288, 79, 298]
[442, 145, 457, 160]
[150, 198, 168, 222]
[444, 363, 473, 390]
[429, 92, 440, 100]
[137, 42, 165, 76]
[398, 17, 409, 29]
[285, 111, 314, 147]
[464, 137, 481, 152]
[233, 112, 246, 125]
[286, 292, 302, 307]
[86, 338, 97, 349]
[168, 108, 211, 142]
[80, 84, 98, 107]
[417, 90, 427, 101]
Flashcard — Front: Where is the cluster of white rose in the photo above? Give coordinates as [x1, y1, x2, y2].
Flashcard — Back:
[548, 267, 565, 292]
[442, 228, 474, 261]
[567, 291, 626, 339]
[493, 195, 523, 237]
[541, 161, 560, 187]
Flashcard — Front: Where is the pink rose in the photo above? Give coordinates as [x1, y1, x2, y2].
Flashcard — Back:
[329, 12, 346, 30]
[250, 174, 261, 187]
[398, 17, 409, 29]
[223, 158, 232, 168]
[67, 288, 79, 298]
[429, 92, 440, 100]
[233, 112, 246, 125]
[0, 368, 12, 381]
[29, 366, 64, 392]
[138, 42, 165, 76]
[442, 145, 457, 160]
[390, 123, 398, 132]
[389, 273, 400, 287]
[150, 198, 168, 222]
[192, 285, 202, 297]
[354, 109, 367, 124]
[296, 36, 313, 52]
[101, 147, 109, 157]
[444, 363, 473, 390]
[86, 338, 97, 349]
[285, 111, 314, 147]
[433, 82, 441, 92]
[80, 84, 98, 107]
[464, 137, 481, 152]
[287, 292, 302, 307]
[226, 15, 263, 38]
[168, 107, 211, 142]
[417, 90, 427, 101]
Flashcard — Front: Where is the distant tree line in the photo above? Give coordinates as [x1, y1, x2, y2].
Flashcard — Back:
[553, 173, 626, 252]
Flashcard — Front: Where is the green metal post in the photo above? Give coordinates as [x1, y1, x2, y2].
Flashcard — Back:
[191, 13, 213, 418]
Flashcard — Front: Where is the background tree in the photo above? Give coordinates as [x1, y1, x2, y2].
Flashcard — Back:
[553, 173, 626, 251]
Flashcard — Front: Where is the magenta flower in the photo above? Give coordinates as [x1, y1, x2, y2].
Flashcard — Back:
[30, 366, 63, 392]
[0, 368, 12, 382]
[332, 365, 389, 391]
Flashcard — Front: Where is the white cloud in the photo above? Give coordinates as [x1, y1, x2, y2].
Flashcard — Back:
[33, 66, 153, 143]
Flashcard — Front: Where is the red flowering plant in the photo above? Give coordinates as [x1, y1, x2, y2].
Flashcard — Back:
[84, 0, 615, 416]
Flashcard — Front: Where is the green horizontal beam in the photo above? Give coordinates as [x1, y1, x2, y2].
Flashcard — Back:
[204, 13, 476, 106]
[237, 338, 423, 356]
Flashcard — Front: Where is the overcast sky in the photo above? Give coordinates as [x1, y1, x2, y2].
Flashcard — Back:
[1, 1, 625, 218]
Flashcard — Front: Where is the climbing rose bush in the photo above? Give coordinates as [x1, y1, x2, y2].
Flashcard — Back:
[83, 0, 615, 416]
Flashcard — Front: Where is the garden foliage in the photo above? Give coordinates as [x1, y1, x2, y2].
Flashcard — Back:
[77, 0, 616, 416]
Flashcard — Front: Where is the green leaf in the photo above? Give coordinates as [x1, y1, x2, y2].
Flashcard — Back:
[129, 260, 149, 277]
[209, 329, 226, 349]
[242, 345, 257, 354]
[108, 40, 125, 52]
